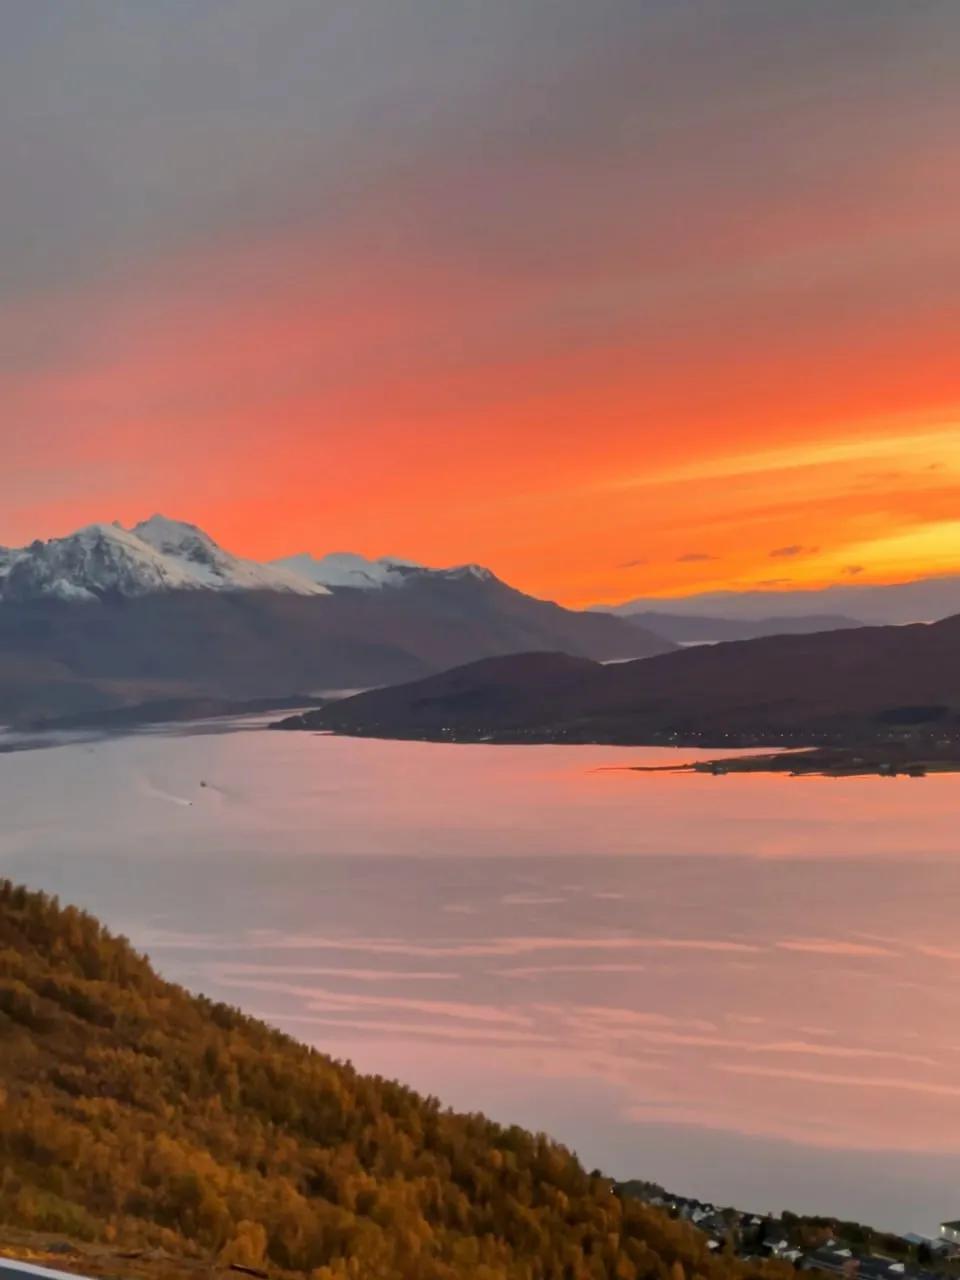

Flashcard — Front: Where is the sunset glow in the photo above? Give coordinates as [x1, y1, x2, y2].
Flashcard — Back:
[8, 2, 960, 1250]
[3, 2, 959, 606]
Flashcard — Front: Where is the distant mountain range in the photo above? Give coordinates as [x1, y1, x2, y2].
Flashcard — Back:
[285, 614, 960, 746]
[6, 515, 960, 733]
[594, 574, 960, 629]
[0, 517, 670, 725]
[616, 611, 863, 644]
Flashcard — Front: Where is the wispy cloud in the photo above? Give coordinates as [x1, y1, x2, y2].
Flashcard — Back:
[769, 544, 818, 558]
[266, 1012, 552, 1047]
[497, 963, 649, 979]
[206, 962, 460, 983]
[147, 931, 763, 959]
[777, 938, 898, 958]
[720, 1063, 960, 1100]
[222, 979, 533, 1027]
[609, 423, 960, 493]
[501, 893, 567, 906]
[917, 944, 960, 962]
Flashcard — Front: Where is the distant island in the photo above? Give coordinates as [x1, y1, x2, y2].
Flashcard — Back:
[628, 743, 960, 779]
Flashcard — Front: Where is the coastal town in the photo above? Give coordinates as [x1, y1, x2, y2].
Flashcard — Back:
[617, 1185, 960, 1280]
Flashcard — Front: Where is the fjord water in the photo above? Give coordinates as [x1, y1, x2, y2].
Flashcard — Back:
[1, 722, 958, 1232]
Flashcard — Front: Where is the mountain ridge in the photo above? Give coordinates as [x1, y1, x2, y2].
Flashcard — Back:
[0, 518, 547, 609]
[617, 612, 863, 644]
[594, 573, 960, 627]
[280, 614, 960, 746]
[0, 521, 672, 724]
[0, 518, 329, 603]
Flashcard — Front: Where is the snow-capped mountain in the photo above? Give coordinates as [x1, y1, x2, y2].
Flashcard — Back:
[0, 518, 327, 603]
[0, 516, 500, 604]
[0, 518, 673, 725]
[130, 516, 327, 595]
[276, 551, 424, 590]
[273, 550, 496, 591]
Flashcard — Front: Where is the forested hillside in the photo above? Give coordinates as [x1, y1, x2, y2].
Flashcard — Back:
[0, 882, 788, 1280]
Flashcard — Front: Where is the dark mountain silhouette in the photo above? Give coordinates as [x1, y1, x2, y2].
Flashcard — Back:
[0, 572, 671, 725]
[596, 573, 960, 627]
[281, 614, 960, 745]
[620, 612, 862, 643]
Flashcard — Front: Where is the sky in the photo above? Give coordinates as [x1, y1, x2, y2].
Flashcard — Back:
[2, 0, 959, 606]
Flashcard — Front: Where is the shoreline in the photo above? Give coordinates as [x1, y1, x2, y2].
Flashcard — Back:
[271, 717, 960, 777]
[626, 747, 960, 778]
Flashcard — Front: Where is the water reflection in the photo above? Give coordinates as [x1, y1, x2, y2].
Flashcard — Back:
[0, 727, 958, 1230]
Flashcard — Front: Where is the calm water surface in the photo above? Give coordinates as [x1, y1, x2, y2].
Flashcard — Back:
[1, 720, 958, 1233]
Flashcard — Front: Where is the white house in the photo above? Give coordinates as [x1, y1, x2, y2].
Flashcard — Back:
[940, 1220, 960, 1246]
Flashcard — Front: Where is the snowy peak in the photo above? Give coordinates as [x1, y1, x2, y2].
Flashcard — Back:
[0, 518, 328, 603]
[272, 551, 498, 592]
[440, 564, 496, 584]
[0, 518, 500, 605]
[276, 552, 424, 590]
[128, 515, 328, 595]
[2, 523, 197, 602]
[132, 515, 222, 560]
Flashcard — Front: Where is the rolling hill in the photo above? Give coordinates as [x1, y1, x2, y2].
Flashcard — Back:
[280, 614, 960, 746]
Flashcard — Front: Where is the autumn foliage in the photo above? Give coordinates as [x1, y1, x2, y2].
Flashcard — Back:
[0, 881, 789, 1280]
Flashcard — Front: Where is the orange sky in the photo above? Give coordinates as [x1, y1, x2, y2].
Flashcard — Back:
[3, 2, 960, 606]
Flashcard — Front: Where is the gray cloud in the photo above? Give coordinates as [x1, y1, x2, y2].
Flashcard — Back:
[843, 565, 865, 576]
[769, 544, 819, 558]
[676, 552, 719, 563]
[2, 0, 958, 312]
[620, 557, 649, 568]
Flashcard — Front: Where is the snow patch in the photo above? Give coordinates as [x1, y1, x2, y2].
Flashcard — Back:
[272, 552, 497, 591]
[275, 551, 423, 590]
